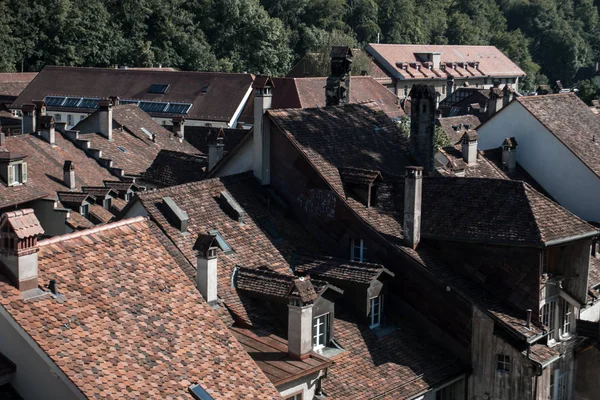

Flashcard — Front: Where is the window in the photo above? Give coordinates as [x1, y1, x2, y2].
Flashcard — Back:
[350, 238, 367, 262]
[285, 394, 302, 400]
[541, 297, 575, 343]
[550, 368, 571, 400]
[559, 298, 572, 338]
[370, 295, 384, 328]
[125, 192, 132, 202]
[208, 229, 233, 254]
[67, 114, 73, 126]
[80, 204, 89, 218]
[541, 301, 556, 340]
[550, 371, 556, 400]
[496, 354, 510, 372]
[436, 383, 457, 400]
[55, 114, 62, 122]
[103, 198, 112, 210]
[312, 313, 329, 350]
[148, 84, 169, 94]
[7, 162, 26, 186]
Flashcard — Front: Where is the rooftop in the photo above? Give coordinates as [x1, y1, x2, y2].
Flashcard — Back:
[140, 150, 207, 187]
[294, 255, 394, 285]
[0, 217, 280, 399]
[437, 115, 483, 144]
[184, 126, 249, 155]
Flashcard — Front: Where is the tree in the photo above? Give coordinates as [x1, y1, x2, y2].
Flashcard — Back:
[576, 79, 600, 105]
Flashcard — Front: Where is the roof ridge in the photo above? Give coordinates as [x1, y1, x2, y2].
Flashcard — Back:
[38, 216, 147, 246]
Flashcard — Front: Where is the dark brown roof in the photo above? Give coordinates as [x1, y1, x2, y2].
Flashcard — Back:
[56, 192, 94, 205]
[230, 326, 332, 386]
[13, 66, 253, 122]
[140, 150, 206, 187]
[81, 186, 117, 198]
[234, 266, 321, 303]
[136, 173, 320, 326]
[437, 147, 508, 179]
[515, 93, 600, 178]
[65, 210, 94, 230]
[184, 126, 249, 154]
[437, 115, 482, 144]
[271, 76, 405, 118]
[0, 73, 37, 83]
[0, 82, 30, 98]
[338, 167, 382, 185]
[294, 255, 394, 284]
[0, 134, 114, 209]
[89, 203, 114, 223]
[0, 218, 280, 399]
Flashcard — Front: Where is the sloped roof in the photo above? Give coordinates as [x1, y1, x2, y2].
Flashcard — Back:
[294, 255, 393, 285]
[515, 93, 600, 179]
[437, 115, 482, 144]
[367, 44, 525, 80]
[0, 218, 280, 399]
[0, 134, 114, 209]
[140, 150, 206, 187]
[184, 126, 249, 155]
[235, 266, 319, 303]
[89, 204, 114, 224]
[437, 147, 507, 179]
[0, 73, 38, 83]
[12, 66, 253, 122]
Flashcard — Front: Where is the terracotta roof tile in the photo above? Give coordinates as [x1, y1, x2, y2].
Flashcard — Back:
[0, 209, 44, 239]
[88, 204, 114, 224]
[65, 211, 94, 230]
[0, 218, 281, 399]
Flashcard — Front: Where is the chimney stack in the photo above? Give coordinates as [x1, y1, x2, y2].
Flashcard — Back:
[208, 129, 225, 170]
[0, 209, 45, 292]
[63, 160, 76, 190]
[109, 96, 120, 107]
[502, 137, 518, 173]
[39, 116, 56, 146]
[98, 99, 113, 141]
[288, 277, 316, 359]
[172, 116, 185, 142]
[32, 100, 46, 118]
[325, 46, 353, 107]
[502, 84, 514, 107]
[461, 130, 478, 165]
[403, 166, 423, 249]
[409, 85, 436, 174]
[253, 76, 273, 185]
[0, 131, 5, 147]
[194, 234, 218, 305]
[21, 104, 36, 134]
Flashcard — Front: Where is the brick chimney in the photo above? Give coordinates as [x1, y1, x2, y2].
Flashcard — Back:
[488, 82, 503, 117]
[409, 85, 436, 174]
[461, 130, 478, 165]
[0, 209, 45, 292]
[194, 234, 218, 305]
[21, 104, 36, 134]
[326, 46, 353, 107]
[63, 160, 76, 190]
[98, 99, 113, 141]
[288, 277, 317, 359]
[253, 76, 273, 185]
[502, 137, 518, 173]
[172, 116, 185, 142]
[32, 100, 46, 118]
[39, 116, 56, 146]
[208, 128, 225, 170]
[403, 166, 423, 249]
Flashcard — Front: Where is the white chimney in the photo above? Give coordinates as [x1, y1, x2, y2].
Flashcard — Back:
[21, 104, 36, 134]
[98, 99, 113, 141]
[253, 77, 273, 185]
[194, 234, 218, 305]
[502, 137, 518, 173]
[288, 277, 315, 359]
[0, 209, 44, 292]
[403, 166, 423, 249]
[461, 130, 478, 165]
[208, 129, 225, 170]
[63, 160, 75, 190]
[172, 116, 185, 142]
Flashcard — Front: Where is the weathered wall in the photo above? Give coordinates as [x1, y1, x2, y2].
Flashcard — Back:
[469, 307, 535, 400]
[549, 239, 591, 304]
[574, 345, 600, 399]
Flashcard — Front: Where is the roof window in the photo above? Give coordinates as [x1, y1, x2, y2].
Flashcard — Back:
[117, 146, 127, 153]
[188, 384, 215, 400]
[208, 229, 234, 254]
[201, 85, 209, 93]
[148, 84, 170, 94]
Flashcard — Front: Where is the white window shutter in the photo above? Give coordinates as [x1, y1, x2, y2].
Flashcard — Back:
[7, 165, 13, 185]
[21, 162, 27, 183]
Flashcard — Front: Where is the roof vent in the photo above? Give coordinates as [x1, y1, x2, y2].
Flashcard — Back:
[219, 191, 245, 223]
[162, 197, 189, 233]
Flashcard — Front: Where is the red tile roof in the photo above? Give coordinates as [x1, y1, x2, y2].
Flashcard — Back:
[65, 210, 94, 230]
[368, 44, 525, 80]
[0, 217, 281, 399]
[13, 66, 252, 122]
[0, 73, 38, 83]
[0, 209, 44, 239]
[88, 204, 114, 224]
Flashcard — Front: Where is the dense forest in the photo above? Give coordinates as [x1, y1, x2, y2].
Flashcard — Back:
[0, 0, 599, 91]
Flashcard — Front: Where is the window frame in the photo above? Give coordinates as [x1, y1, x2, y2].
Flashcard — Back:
[312, 313, 329, 350]
[80, 203, 90, 218]
[370, 294, 384, 328]
[284, 393, 303, 400]
[496, 354, 510, 373]
[103, 197, 112, 210]
[350, 238, 367, 262]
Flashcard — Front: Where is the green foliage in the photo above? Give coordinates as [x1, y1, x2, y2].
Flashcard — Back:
[576, 79, 600, 105]
[434, 125, 452, 150]
[0, 0, 598, 90]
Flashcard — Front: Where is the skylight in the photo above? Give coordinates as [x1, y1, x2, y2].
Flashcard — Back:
[43, 96, 190, 114]
[208, 229, 234, 254]
[43, 96, 99, 109]
[188, 384, 215, 400]
[148, 83, 170, 94]
[201, 85, 209, 93]
[117, 146, 127, 153]
[140, 127, 153, 139]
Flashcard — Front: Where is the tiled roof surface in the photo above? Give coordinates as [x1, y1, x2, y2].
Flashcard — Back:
[0, 209, 44, 238]
[324, 310, 465, 399]
[437, 115, 482, 144]
[0, 73, 38, 83]
[525, 343, 560, 366]
[294, 255, 391, 285]
[57, 191, 94, 205]
[102, 180, 138, 194]
[75, 105, 199, 176]
[0, 82, 30, 97]
[0, 134, 113, 208]
[89, 204, 114, 223]
[65, 210, 94, 230]
[81, 186, 116, 198]
[184, 127, 248, 154]
[137, 173, 320, 326]
[0, 218, 280, 399]
[338, 167, 382, 185]
[140, 150, 206, 187]
[13, 66, 252, 122]
[271, 77, 405, 118]
[111, 197, 128, 212]
[516, 93, 600, 179]
[368, 44, 525, 79]
[235, 267, 297, 300]
[437, 147, 507, 179]
[231, 326, 332, 386]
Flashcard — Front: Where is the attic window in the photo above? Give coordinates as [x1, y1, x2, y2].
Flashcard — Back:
[148, 84, 170, 94]
[188, 384, 215, 400]
[201, 85, 209, 93]
[117, 146, 127, 153]
[208, 229, 234, 254]
[141, 127, 153, 139]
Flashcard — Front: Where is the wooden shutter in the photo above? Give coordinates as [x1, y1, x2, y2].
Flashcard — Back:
[21, 162, 27, 183]
[7, 164, 13, 185]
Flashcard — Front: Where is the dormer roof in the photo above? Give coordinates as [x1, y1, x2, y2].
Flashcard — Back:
[294, 255, 394, 285]
[339, 167, 382, 186]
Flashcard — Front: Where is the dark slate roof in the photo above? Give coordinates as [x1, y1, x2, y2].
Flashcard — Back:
[57, 192, 95, 205]
[437, 115, 482, 144]
[294, 255, 394, 284]
[81, 186, 117, 198]
[12, 66, 253, 122]
[184, 126, 248, 154]
[338, 167, 382, 185]
[515, 93, 600, 178]
[437, 147, 508, 179]
[140, 150, 206, 187]
[234, 266, 319, 303]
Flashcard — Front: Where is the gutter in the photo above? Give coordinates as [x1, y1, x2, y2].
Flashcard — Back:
[543, 231, 599, 247]
[228, 84, 254, 128]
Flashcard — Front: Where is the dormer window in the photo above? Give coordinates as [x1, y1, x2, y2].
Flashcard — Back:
[370, 295, 384, 328]
[103, 198, 112, 210]
[350, 238, 367, 262]
[8, 162, 26, 186]
[80, 203, 89, 218]
[312, 313, 329, 350]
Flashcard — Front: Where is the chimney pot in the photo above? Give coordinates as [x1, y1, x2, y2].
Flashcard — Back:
[194, 234, 218, 305]
[98, 99, 113, 141]
[63, 160, 76, 189]
[403, 166, 423, 249]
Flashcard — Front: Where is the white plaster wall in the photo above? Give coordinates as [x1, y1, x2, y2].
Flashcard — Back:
[121, 199, 149, 219]
[0, 307, 84, 399]
[581, 301, 600, 322]
[478, 101, 600, 222]
[277, 371, 322, 400]
[214, 136, 254, 178]
[49, 111, 89, 129]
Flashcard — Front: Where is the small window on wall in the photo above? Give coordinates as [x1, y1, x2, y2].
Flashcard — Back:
[55, 114, 62, 122]
[312, 313, 329, 350]
[370, 295, 384, 328]
[550, 368, 571, 400]
[350, 238, 367, 262]
[67, 114, 73, 126]
[496, 354, 510, 372]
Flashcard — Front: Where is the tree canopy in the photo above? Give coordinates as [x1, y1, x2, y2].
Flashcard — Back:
[1, 0, 599, 91]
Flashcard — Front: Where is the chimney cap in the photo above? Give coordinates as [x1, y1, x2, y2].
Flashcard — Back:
[461, 130, 478, 142]
[254, 75, 274, 89]
[502, 137, 518, 149]
[0, 208, 45, 239]
[22, 103, 36, 112]
[63, 160, 74, 171]
[193, 234, 218, 257]
[98, 98, 112, 108]
[172, 116, 185, 124]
